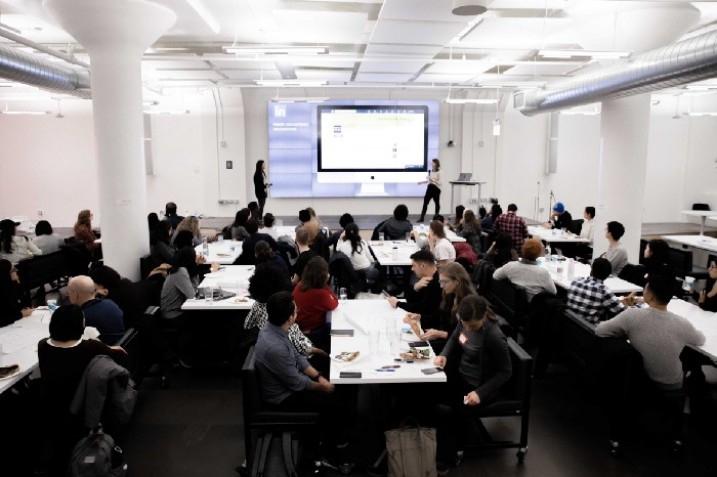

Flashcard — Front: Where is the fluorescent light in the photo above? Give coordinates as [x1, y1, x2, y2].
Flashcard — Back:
[143, 110, 190, 115]
[477, 82, 546, 89]
[186, 0, 220, 34]
[255, 80, 327, 87]
[538, 49, 631, 59]
[684, 112, 717, 117]
[0, 110, 50, 115]
[560, 104, 601, 116]
[271, 97, 329, 103]
[444, 98, 498, 104]
[684, 85, 717, 91]
[224, 46, 328, 55]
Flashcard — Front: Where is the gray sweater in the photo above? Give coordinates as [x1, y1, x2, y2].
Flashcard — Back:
[595, 307, 705, 386]
[160, 267, 198, 319]
[604, 244, 628, 277]
[493, 259, 557, 301]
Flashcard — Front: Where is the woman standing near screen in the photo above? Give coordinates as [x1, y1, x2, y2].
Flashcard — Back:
[253, 160, 271, 217]
[418, 158, 441, 222]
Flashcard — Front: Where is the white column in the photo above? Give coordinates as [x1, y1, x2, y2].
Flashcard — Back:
[593, 95, 651, 264]
[45, 0, 176, 279]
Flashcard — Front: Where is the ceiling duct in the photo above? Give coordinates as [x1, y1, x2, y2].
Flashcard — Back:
[516, 30, 717, 117]
[0, 43, 91, 98]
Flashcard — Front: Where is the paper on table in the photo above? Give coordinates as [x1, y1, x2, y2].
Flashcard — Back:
[0, 329, 40, 354]
[344, 311, 370, 334]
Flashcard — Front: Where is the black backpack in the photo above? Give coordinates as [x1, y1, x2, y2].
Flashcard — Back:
[68, 426, 127, 477]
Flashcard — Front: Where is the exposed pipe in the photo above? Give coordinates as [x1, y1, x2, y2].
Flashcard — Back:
[0, 26, 90, 69]
[0, 42, 91, 98]
[516, 30, 717, 116]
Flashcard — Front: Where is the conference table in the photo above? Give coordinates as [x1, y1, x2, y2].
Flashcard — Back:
[181, 265, 256, 311]
[662, 234, 717, 255]
[194, 239, 243, 265]
[667, 298, 717, 362]
[328, 300, 446, 384]
[368, 240, 419, 266]
[538, 257, 643, 294]
[680, 210, 717, 236]
[528, 225, 590, 244]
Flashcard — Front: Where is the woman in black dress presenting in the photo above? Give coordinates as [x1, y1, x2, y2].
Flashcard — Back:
[253, 160, 271, 217]
[418, 158, 441, 222]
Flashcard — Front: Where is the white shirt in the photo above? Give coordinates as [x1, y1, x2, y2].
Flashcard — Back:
[579, 218, 594, 244]
[0, 235, 42, 264]
[32, 234, 64, 254]
[433, 237, 455, 262]
[336, 239, 374, 270]
[428, 170, 441, 190]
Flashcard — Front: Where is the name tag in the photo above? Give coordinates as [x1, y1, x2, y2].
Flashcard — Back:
[459, 333, 468, 345]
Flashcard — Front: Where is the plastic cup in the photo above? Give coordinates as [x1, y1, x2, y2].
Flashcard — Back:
[47, 299, 58, 312]
[339, 287, 348, 301]
[683, 276, 695, 291]
[378, 232, 385, 241]
[205, 286, 214, 304]
[218, 236, 224, 243]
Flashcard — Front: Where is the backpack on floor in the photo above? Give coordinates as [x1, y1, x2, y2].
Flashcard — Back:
[68, 426, 127, 477]
[251, 431, 301, 477]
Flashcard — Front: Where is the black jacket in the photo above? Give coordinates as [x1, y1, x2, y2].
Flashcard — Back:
[253, 171, 267, 200]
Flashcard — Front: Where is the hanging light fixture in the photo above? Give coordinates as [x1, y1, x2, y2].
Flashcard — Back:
[452, 0, 494, 16]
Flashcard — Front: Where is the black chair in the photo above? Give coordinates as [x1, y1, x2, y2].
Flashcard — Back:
[692, 203, 711, 211]
[139, 254, 159, 280]
[569, 219, 584, 235]
[61, 239, 92, 277]
[116, 327, 141, 380]
[241, 347, 320, 470]
[668, 247, 693, 279]
[15, 251, 68, 302]
[463, 337, 532, 462]
[487, 279, 529, 338]
[328, 251, 364, 298]
[371, 220, 387, 241]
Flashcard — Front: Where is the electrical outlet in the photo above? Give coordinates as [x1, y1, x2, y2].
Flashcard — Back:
[37, 210, 43, 217]
[220, 140, 227, 147]
[469, 198, 478, 204]
[539, 207, 545, 213]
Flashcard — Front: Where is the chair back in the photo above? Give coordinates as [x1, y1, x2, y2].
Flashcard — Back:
[503, 337, 533, 402]
[328, 251, 362, 298]
[116, 327, 141, 378]
[488, 279, 529, 333]
[569, 219, 584, 235]
[15, 251, 67, 300]
[668, 247, 693, 278]
[692, 203, 711, 211]
[242, 347, 264, 417]
[139, 254, 159, 279]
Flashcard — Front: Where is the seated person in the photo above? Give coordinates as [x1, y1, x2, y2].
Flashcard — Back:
[596, 273, 705, 389]
[248, 201, 261, 222]
[226, 208, 250, 241]
[0, 218, 42, 265]
[328, 213, 354, 251]
[544, 201, 573, 230]
[32, 220, 64, 254]
[237, 219, 277, 266]
[293, 257, 338, 352]
[160, 247, 201, 321]
[245, 262, 322, 357]
[151, 220, 175, 265]
[642, 239, 674, 279]
[579, 206, 595, 245]
[291, 228, 317, 285]
[336, 223, 379, 284]
[428, 220, 456, 264]
[73, 210, 99, 256]
[405, 262, 476, 350]
[378, 204, 413, 240]
[449, 205, 465, 232]
[493, 239, 556, 301]
[171, 216, 203, 247]
[698, 261, 717, 312]
[484, 233, 518, 268]
[261, 213, 279, 240]
[164, 201, 184, 230]
[481, 204, 502, 232]
[297, 209, 320, 244]
[37, 304, 126, 473]
[0, 259, 33, 327]
[566, 258, 630, 324]
[600, 221, 628, 277]
[433, 295, 512, 464]
[455, 209, 482, 255]
[68, 275, 124, 345]
[386, 250, 441, 326]
[254, 240, 290, 280]
[493, 203, 528, 252]
[255, 291, 352, 459]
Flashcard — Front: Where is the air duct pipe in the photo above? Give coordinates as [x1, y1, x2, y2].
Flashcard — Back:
[0, 42, 91, 98]
[516, 30, 717, 116]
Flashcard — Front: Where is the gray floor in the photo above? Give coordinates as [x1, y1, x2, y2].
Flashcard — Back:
[120, 364, 716, 477]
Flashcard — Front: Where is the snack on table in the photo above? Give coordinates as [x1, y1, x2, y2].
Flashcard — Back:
[334, 351, 360, 362]
[0, 364, 20, 379]
[399, 348, 431, 360]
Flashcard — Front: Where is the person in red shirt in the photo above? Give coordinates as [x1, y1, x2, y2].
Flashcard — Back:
[493, 203, 528, 253]
[293, 256, 338, 352]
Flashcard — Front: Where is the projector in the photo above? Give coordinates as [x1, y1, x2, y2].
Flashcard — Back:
[452, 0, 494, 16]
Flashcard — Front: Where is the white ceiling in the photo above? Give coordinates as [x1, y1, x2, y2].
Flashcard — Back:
[1, 0, 717, 101]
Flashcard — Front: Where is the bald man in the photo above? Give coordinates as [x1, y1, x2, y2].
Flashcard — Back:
[68, 275, 125, 345]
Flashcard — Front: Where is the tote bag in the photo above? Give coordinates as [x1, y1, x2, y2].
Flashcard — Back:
[385, 421, 437, 477]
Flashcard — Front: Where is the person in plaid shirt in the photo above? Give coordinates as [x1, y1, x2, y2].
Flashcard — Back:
[567, 258, 630, 324]
[493, 203, 529, 252]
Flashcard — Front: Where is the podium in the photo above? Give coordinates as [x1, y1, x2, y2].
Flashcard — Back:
[449, 181, 486, 212]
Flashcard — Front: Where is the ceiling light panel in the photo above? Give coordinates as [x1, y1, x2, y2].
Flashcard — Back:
[380, 0, 473, 23]
[414, 73, 478, 84]
[371, 20, 469, 46]
[353, 73, 416, 83]
[220, 69, 282, 81]
[359, 59, 430, 75]
[156, 70, 224, 80]
[364, 44, 446, 57]
[424, 61, 493, 76]
[295, 70, 353, 83]
[270, 10, 368, 44]
[506, 63, 582, 77]
[459, 17, 574, 49]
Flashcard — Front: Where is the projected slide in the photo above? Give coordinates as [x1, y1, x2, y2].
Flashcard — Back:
[318, 106, 427, 171]
[267, 100, 439, 198]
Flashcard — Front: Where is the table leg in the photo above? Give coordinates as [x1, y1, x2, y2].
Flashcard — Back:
[476, 183, 482, 210]
[450, 184, 455, 214]
[701, 216, 706, 236]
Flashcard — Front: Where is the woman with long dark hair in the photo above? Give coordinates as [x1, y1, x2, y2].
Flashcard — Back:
[0, 258, 33, 326]
[293, 256, 338, 352]
[0, 219, 42, 264]
[73, 209, 98, 254]
[32, 220, 64, 254]
[418, 158, 441, 222]
[253, 160, 272, 217]
[456, 209, 482, 255]
[336, 222, 379, 283]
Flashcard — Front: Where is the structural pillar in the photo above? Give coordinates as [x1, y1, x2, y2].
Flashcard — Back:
[593, 95, 651, 264]
[45, 0, 176, 279]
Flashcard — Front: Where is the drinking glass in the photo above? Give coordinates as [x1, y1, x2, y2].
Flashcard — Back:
[339, 287, 348, 301]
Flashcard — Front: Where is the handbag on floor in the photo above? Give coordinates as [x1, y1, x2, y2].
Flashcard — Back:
[68, 426, 127, 477]
[385, 420, 437, 477]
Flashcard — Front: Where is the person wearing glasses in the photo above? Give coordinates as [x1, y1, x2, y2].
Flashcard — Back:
[0, 258, 34, 326]
[698, 261, 717, 312]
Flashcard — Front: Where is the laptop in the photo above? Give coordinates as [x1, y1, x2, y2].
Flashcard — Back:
[457, 172, 472, 181]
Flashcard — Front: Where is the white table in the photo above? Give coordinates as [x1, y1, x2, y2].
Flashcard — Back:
[680, 210, 717, 236]
[448, 180, 486, 212]
[368, 240, 419, 266]
[194, 240, 243, 265]
[538, 257, 643, 294]
[528, 225, 590, 244]
[412, 225, 466, 243]
[662, 234, 717, 255]
[667, 298, 717, 361]
[329, 300, 446, 384]
[181, 265, 256, 311]
[0, 311, 50, 394]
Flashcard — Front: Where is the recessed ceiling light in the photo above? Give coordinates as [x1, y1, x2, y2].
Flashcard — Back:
[444, 98, 498, 104]
[538, 49, 631, 59]
[224, 46, 328, 55]
[452, 0, 493, 16]
[256, 80, 327, 87]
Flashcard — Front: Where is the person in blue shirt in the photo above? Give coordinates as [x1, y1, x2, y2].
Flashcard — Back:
[68, 275, 124, 344]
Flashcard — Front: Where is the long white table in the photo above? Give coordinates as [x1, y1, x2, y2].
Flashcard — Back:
[667, 299, 717, 361]
[194, 239, 243, 265]
[680, 210, 717, 236]
[538, 257, 643, 294]
[329, 300, 446, 384]
[662, 234, 717, 255]
[181, 265, 256, 311]
[369, 240, 419, 266]
[528, 225, 590, 244]
[412, 224, 466, 243]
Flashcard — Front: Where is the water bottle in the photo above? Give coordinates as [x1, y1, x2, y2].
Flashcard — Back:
[202, 237, 209, 257]
[545, 244, 552, 261]
[567, 258, 575, 280]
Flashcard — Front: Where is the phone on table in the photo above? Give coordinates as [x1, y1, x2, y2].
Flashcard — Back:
[421, 367, 443, 375]
[408, 341, 430, 348]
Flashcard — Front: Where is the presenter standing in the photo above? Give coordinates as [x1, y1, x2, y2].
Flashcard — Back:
[418, 158, 441, 223]
[253, 160, 271, 217]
